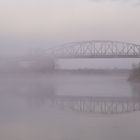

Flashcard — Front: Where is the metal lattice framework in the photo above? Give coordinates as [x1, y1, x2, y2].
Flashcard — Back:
[51, 96, 140, 115]
[46, 40, 140, 58]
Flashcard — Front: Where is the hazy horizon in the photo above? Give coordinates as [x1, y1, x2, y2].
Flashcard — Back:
[0, 0, 140, 68]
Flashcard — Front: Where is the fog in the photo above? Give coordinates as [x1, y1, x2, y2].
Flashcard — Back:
[1, 0, 140, 67]
[0, 0, 140, 140]
[1, 0, 140, 43]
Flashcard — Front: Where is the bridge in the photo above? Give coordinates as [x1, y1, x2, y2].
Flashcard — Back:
[46, 40, 140, 59]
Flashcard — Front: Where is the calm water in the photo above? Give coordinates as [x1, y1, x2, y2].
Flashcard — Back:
[0, 73, 140, 140]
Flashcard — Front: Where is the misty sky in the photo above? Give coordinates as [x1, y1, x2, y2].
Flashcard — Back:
[0, 0, 140, 68]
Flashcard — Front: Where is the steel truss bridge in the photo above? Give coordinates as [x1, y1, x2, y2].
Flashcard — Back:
[47, 40, 140, 59]
[50, 96, 140, 115]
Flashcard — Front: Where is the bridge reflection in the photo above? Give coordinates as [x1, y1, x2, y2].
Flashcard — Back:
[48, 96, 140, 115]
[14, 87, 140, 115]
[8, 77, 140, 115]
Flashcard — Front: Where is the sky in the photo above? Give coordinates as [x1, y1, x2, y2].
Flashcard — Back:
[0, 0, 140, 68]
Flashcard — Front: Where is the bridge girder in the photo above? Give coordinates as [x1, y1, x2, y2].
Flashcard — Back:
[46, 40, 140, 58]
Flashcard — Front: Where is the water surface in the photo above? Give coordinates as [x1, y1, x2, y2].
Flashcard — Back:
[0, 73, 140, 140]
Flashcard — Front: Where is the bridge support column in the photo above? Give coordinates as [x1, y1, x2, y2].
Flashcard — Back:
[45, 57, 56, 72]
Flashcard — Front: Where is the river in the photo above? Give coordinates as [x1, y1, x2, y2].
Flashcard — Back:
[0, 73, 140, 140]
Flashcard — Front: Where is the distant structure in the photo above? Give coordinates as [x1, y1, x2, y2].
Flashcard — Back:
[46, 40, 140, 59]
[2, 41, 139, 73]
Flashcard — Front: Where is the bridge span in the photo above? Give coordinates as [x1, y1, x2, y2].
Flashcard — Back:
[46, 40, 140, 59]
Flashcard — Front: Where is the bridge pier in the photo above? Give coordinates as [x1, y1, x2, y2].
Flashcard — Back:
[44, 57, 56, 72]
[45, 57, 62, 72]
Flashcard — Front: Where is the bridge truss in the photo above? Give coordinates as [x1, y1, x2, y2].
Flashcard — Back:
[46, 40, 140, 58]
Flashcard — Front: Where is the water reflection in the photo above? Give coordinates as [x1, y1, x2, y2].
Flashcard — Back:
[1, 74, 140, 140]
[50, 96, 140, 115]
[129, 82, 140, 97]
[0, 74, 139, 116]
